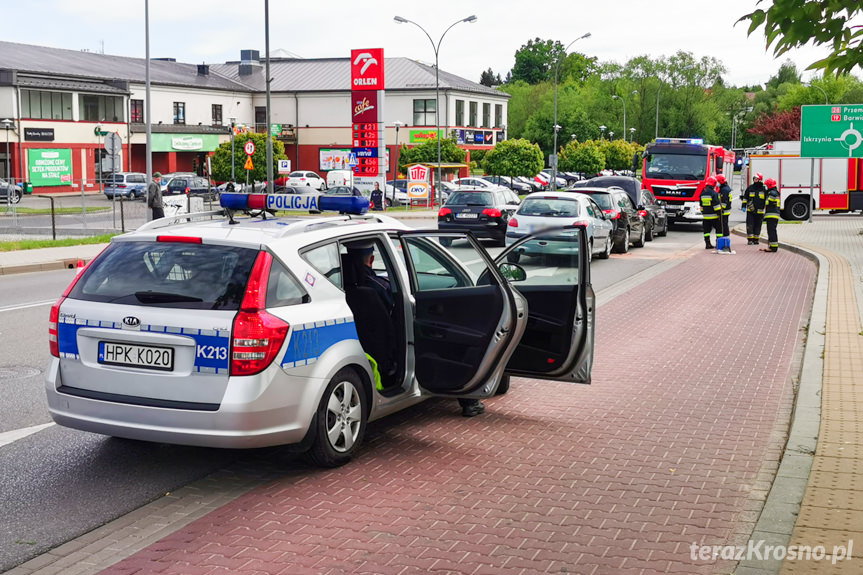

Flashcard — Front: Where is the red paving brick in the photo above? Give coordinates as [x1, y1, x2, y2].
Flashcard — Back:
[99, 248, 814, 575]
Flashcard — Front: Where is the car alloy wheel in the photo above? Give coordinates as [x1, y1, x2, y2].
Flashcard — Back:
[9, 190, 22, 204]
[615, 228, 630, 253]
[307, 368, 368, 467]
[597, 233, 612, 259]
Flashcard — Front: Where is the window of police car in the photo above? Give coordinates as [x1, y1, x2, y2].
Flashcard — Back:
[267, 259, 309, 307]
[303, 242, 342, 288]
[70, 241, 258, 309]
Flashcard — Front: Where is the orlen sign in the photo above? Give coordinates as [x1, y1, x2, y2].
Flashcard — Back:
[351, 48, 385, 89]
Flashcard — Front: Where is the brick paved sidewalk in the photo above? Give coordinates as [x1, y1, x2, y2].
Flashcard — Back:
[26, 245, 803, 575]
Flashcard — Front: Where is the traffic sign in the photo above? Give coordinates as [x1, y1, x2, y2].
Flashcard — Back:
[244, 156, 254, 170]
[347, 153, 358, 167]
[104, 132, 122, 155]
[801, 104, 863, 158]
[277, 159, 291, 174]
[244, 141, 256, 156]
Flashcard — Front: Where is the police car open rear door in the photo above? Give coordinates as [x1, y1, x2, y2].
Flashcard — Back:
[496, 225, 595, 383]
[397, 231, 524, 398]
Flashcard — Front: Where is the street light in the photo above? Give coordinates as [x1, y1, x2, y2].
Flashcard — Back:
[609, 131, 615, 141]
[571, 133, 577, 141]
[612, 90, 637, 142]
[804, 82, 829, 105]
[629, 127, 636, 143]
[394, 14, 477, 203]
[229, 117, 237, 181]
[392, 120, 405, 183]
[599, 125, 607, 140]
[1, 119, 13, 182]
[552, 32, 591, 190]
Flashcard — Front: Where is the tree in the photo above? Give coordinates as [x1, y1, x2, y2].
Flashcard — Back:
[479, 68, 502, 87]
[481, 139, 544, 178]
[211, 132, 288, 183]
[767, 59, 801, 89]
[559, 140, 605, 176]
[739, 1, 863, 75]
[748, 106, 801, 141]
[397, 137, 466, 174]
[510, 38, 565, 84]
[600, 140, 637, 171]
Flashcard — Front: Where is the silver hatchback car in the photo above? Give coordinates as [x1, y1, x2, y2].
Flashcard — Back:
[46, 192, 595, 467]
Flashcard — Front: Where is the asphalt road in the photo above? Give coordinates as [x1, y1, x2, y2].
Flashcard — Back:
[0, 210, 738, 572]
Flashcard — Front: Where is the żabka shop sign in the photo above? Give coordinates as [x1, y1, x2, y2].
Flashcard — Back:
[28, 149, 73, 186]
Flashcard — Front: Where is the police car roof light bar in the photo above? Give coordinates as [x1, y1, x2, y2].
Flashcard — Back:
[219, 193, 369, 216]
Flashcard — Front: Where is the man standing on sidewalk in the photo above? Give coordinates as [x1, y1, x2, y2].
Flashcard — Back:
[762, 178, 781, 252]
[742, 173, 766, 245]
[147, 172, 164, 220]
[716, 174, 733, 251]
[700, 176, 723, 250]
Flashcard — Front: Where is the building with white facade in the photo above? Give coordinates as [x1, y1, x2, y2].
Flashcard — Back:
[0, 42, 508, 193]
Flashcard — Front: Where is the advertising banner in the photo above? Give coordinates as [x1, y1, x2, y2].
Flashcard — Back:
[28, 148, 72, 186]
[351, 91, 379, 124]
[410, 129, 437, 143]
[320, 148, 352, 171]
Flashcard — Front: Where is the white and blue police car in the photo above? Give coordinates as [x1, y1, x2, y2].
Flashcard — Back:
[46, 191, 594, 467]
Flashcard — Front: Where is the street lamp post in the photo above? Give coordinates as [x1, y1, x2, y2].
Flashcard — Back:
[395, 14, 477, 204]
[599, 125, 607, 140]
[552, 32, 591, 190]
[612, 90, 637, 143]
[571, 133, 577, 141]
[609, 131, 615, 141]
[392, 120, 404, 187]
[804, 82, 829, 105]
[229, 118, 236, 182]
[629, 127, 636, 143]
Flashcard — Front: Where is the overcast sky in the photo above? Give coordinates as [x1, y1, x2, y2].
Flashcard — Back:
[0, 0, 849, 87]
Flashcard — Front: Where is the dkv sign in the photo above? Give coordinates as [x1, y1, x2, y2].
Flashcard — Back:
[408, 164, 430, 199]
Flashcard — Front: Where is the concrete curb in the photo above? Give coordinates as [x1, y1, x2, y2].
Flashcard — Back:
[731, 225, 826, 575]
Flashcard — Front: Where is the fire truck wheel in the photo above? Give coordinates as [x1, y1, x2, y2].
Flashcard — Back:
[785, 197, 810, 221]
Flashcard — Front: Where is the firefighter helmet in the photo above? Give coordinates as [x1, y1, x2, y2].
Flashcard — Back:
[754, 173, 764, 181]
[765, 178, 777, 189]
[715, 174, 727, 184]
[705, 176, 717, 187]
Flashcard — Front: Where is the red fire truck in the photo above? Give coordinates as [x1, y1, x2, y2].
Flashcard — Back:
[640, 138, 736, 223]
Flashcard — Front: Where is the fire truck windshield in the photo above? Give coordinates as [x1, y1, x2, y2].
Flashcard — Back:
[644, 153, 707, 181]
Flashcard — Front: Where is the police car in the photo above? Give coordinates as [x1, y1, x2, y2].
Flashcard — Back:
[46, 191, 595, 467]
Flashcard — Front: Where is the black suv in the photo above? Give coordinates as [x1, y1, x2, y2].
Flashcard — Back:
[438, 189, 520, 247]
[574, 176, 668, 240]
[165, 176, 215, 200]
[572, 187, 646, 253]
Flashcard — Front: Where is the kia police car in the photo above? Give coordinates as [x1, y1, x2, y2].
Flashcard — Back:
[46, 191, 595, 467]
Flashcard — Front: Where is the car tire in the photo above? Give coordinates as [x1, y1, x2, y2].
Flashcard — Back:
[657, 218, 668, 237]
[506, 251, 521, 264]
[306, 367, 368, 468]
[385, 198, 392, 208]
[439, 237, 453, 248]
[645, 218, 655, 241]
[597, 234, 612, 259]
[614, 228, 630, 253]
[632, 223, 646, 248]
[494, 374, 511, 396]
[9, 189, 21, 204]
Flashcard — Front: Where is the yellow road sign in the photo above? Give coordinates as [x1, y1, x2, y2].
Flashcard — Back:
[244, 156, 254, 170]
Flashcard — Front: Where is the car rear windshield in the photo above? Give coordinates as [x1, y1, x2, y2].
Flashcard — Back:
[519, 197, 580, 217]
[69, 241, 259, 310]
[578, 192, 613, 210]
[447, 191, 493, 205]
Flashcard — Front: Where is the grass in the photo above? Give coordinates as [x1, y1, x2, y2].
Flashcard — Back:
[0, 234, 117, 252]
[1, 206, 111, 216]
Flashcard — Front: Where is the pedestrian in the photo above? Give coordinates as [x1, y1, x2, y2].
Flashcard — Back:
[371, 182, 383, 211]
[742, 173, 767, 245]
[762, 178, 781, 253]
[700, 176, 723, 250]
[147, 172, 164, 220]
[716, 174, 733, 251]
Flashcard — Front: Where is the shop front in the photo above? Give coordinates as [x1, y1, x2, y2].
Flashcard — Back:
[130, 131, 226, 177]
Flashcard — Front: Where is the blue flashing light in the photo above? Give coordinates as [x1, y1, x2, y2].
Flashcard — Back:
[219, 193, 369, 215]
[655, 137, 704, 145]
[319, 195, 369, 214]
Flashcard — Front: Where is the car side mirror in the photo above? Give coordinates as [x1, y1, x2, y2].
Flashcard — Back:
[498, 262, 526, 282]
[637, 204, 645, 210]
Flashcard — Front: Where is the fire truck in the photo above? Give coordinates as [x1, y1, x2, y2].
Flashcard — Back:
[640, 138, 736, 223]
[746, 152, 863, 220]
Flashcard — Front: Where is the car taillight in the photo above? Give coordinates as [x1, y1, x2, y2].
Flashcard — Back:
[157, 235, 202, 243]
[230, 251, 290, 376]
[638, 210, 648, 218]
[508, 217, 519, 227]
[117, 184, 127, 188]
[483, 208, 502, 218]
[185, 187, 190, 194]
[49, 260, 92, 357]
[571, 221, 588, 227]
[438, 207, 452, 217]
[603, 209, 621, 219]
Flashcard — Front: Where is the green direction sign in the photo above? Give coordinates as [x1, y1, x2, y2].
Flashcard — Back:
[270, 123, 281, 137]
[801, 104, 863, 158]
[28, 148, 73, 187]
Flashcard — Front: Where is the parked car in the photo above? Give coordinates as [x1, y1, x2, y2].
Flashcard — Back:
[539, 170, 568, 190]
[103, 172, 148, 199]
[438, 188, 520, 246]
[516, 176, 540, 193]
[482, 175, 532, 195]
[0, 178, 24, 204]
[571, 187, 647, 253]
[274, 185, 316, 194]
[574, 176, 668, 240]
[384, 180, 413, 206]
[505, 191, 614, 262]
[45, 192, 595, 467]
[326, 186, 365, 197]
[452, 177, 506, 192]
[159, 172, 197, 193]
[326, 170, 354, 189]
[164, 176, 215, 200]
[286, 170, 327, 191]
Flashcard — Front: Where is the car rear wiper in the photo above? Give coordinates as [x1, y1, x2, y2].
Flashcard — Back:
[465, 202, 486, 206]
[135, 291, 203, 303]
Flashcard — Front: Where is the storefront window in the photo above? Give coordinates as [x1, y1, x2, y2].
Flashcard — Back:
[413, 99, 436, 126]
[21, 90, 72, 120]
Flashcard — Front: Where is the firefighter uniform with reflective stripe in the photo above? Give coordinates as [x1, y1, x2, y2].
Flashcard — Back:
[700, 183, 723, 249]
[763, 184, 781, 252]
[742, 180, 767, 244]
[718, 182, 733, 241]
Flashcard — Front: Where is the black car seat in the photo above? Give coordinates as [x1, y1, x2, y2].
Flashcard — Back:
[341, 254, 397, 386]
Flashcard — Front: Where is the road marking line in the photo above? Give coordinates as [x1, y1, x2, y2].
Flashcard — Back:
[0, 422, 55, 448]
[0, 300, 55, 313]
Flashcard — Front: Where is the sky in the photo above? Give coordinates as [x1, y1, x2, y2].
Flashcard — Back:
[0, 0, 849, 87]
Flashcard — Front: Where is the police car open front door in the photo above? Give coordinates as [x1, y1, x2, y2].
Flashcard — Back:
[397, 231, 520, 397]
[496, 225, 595, 383]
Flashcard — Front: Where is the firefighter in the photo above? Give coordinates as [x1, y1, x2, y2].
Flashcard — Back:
[762, 178, 781, 252]
[716, 174, 733, 250]
[742, 173, 767, 245]
[700, 176, 723, 249]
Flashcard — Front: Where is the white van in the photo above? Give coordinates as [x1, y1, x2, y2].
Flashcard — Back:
[327, 170, 353, 189]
